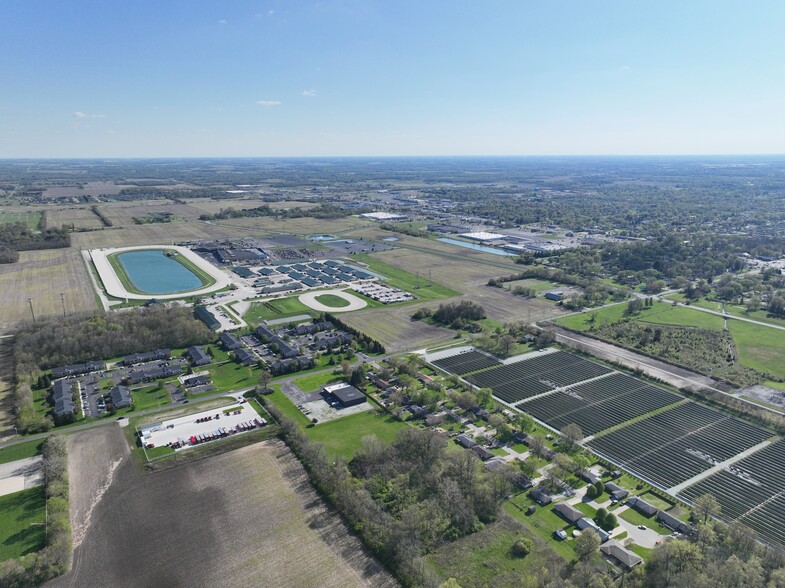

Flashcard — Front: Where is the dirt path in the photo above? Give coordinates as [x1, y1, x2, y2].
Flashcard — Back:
[49, 431, 396, 588]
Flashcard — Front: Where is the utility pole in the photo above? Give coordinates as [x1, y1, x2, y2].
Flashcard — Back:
[60, 293, 66, 318]
[27, 298, 36, 324]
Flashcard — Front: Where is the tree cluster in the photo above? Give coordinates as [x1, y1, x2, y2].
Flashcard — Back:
[0, 223, 70, 264]
[265, 398, 510, 586]
[0, 436, 72, 585]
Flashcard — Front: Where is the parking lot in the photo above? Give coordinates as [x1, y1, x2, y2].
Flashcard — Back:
[139, 399, 265, 451]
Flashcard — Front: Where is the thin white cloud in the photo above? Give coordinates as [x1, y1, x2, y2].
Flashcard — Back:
[301, 89, 317, 97]
[218, 19, 227, 25]
[268, 10, 274, 16]
[73, 111, 106, 119]
[620, 65, 632, 73]
[256, 100, 282, 107]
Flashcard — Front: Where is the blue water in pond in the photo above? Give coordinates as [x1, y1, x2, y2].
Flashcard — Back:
[118, 250, 203, 294]
[436, 237, 517, 256]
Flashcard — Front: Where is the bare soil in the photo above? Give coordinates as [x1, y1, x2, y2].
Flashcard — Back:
[49, 427, 396, 588]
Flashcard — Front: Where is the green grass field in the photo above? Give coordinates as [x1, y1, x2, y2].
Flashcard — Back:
[264, 387, 405, 458]
[618, 507, 669, 535]
[293, 370, 344, 392]
[131, 385, 172, 410]
[352, 254, 461, 302]
[504, 496, 575, 561]
[307, 409, 406, 459]
[314, 293, 351, 308]
[557, 301, 725, 332]
[243, 296, 316, 324]
[204, 361, 257, 394]
[0, 440, 44, 465]
[0, 210, 42, 229]
[0, 486, 46, 561]
[428, 519, 559, 587]
[728, 320, 785, 379]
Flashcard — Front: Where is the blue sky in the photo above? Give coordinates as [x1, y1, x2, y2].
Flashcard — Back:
[1, 1, 783, 157]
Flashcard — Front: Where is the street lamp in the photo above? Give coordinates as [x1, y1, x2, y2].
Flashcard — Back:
[27, 298, 36, 324]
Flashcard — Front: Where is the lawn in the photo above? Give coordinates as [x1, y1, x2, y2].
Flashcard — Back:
[205, 361, 257, 393]
[0, 210, 42, 229]
[132, 385, 172, 410]
[243, 297, 316, 324]
[0, 440, 44, 465]
[557, 301, 725, 331]
[428, 518, 560, 588]
[574, 501, 597, 518]
[314, 294, 351, 308]
[293, 370, 344, 392]
[619, 507, 669, 535]
[728, 320, 785, 379]
[307, 409, 406, 459]
[264, 388, 406, 458]
[504, 496, 575, 561]
[352, 254, 461, 302]
[0, 486, 46, 561]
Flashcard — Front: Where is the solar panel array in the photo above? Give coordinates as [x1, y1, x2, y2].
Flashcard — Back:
[521, 373, 683, 435]
[588, 402, 771, 489]
[431, 350, 501, 375]
[679, 439, 785, 547]
[466, 351, 612, 404]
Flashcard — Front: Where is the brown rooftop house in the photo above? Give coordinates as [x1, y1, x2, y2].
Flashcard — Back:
[627, 496, 658, 517]
[529, 487, 553, 506]
[553, 502, 584, 525]
[600, 539, 643, 571]
[656, 510, 693, 535]
[605, 481, 629, 501]
[324, 383, 366, 408]
[455, 434, 477, 449]
[471, 445, 495, 461]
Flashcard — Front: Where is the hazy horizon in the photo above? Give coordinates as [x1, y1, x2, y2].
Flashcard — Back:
[3, 1, 784, 158]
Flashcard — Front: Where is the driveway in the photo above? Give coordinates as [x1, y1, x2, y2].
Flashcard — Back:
[613, 506, 665, 548]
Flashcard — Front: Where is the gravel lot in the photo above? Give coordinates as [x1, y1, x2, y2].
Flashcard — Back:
[49, 428, 395, 588]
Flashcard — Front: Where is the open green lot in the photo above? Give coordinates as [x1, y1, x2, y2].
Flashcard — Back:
[557, 301, 725, 332]
[728, 320, 785, 379]
[429, 518, 559, 588]
[293, 370, 344, 392]
[0, 210, 42, 229]
[243, 296, 316, 324]
[307, 410, 406, 459]
[131, 385, 172, 410]
[264, 387, 405, 459]
[505, 494, 576, 561]
[352, 254, 461, 302]
[0, 440, 44, 465]
[0, 486, 46, 561]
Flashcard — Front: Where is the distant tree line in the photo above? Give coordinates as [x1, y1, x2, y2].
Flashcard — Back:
[379, 223, 432, 239]
[0, 436, 72, 585]
[89, 205, 113, 227]
[0, 223, 70, 264]
[198, 202, 360, 221]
